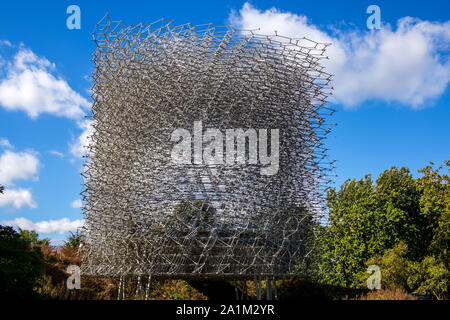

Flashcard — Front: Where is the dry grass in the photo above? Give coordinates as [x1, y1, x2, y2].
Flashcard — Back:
[354, 287, 415, 300]
[35, 245, 206, 300]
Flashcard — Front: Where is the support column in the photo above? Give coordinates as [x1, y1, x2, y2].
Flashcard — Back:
[266, 276, 272, 300]
[122, 276, 126, 300]
[235, 281, 240, 300]
[117, 276, 123, 300]
[135, 275, 143, 299]
[254, 275, 258, 300]
[145, 275, 152, 300]
[243, 281, 248, 300]
[273, 277, 278, 301]
[256, 276, 262, 300]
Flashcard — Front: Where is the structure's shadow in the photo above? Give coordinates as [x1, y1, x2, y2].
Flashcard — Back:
[187, 278, 368, 300]
[186, 280, 238, 300]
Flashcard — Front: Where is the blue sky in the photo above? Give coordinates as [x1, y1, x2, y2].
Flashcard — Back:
[0, 1, 449, 244]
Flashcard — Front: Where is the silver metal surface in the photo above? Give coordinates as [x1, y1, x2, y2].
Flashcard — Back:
[81, 15, 334, 279]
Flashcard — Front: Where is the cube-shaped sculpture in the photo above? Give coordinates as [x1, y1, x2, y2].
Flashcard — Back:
[81, 16, 334, 279]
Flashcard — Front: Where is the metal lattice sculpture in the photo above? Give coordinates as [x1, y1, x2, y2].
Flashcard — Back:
[81, 15, 334, 280]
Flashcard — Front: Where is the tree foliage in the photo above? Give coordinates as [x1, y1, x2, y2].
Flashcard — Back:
[364, 242, 411, 290]
[415, 161, 450, 266]
[18, 229, 50, 246]
[316, 161, 449, 299]
[64, 230, 82, 247]
[0, 225, 45, 299]
[168, 201, 217, 232]
[409, 160, 450, 299]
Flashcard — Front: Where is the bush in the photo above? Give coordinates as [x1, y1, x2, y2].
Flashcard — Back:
[363, 242, 411, 290]
[408, 256, 449, 300]
[0, 225, 45, 299]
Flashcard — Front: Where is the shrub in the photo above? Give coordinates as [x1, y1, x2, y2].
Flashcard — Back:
[0, 225, 45, 299]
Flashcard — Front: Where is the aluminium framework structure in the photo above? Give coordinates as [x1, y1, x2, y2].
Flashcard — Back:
[81, 15, 335, 293]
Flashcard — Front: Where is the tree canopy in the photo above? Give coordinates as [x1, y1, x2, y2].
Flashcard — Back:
[315, 161, 449, 299]
[0, 225, 45, 299]
[18, 229, 50, 246]
[64, 230, 82, 247]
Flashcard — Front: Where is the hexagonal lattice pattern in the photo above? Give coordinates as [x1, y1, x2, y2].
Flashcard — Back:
[81, 15, 334, 279]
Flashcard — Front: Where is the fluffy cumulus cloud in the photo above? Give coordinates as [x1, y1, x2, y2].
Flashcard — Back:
[0, 150, 39, 186]
[70, 119, 94, 158]
[2, 217, 84, 234]
[229, 3, 450, 108]
[0, 138, 13, 149]
[0, 47, 90, 118]
[71, 199, 82, 208]
[0, 149, 39, 209]
[0, 189, 37, 209]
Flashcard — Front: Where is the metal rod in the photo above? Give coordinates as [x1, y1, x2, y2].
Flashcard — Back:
[82, 16, 334, 281]
[243, 281, 248, 300]
[121, 276, 126, 300]
[257, 276, 262, 300]
[135, 275, 142, 299]
[145, 274, 152, 300]
[117, 276, 123, 300]
[266, 276, 272, 300]
[273, 277, 278, 300]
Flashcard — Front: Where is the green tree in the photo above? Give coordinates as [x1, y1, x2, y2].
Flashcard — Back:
[318, 174, 378, 287]
[168, 201, 216, 232]
[415, 161, 450, 266]
[273, 207, 320, 275]
[0, 225, 45, 299]
[318, 167, 428, 288]
[406, 161, 450, 299]
[363, 240, 449, 299]
[408, 256, 449, 300]
[317, 161, 449, 299]
[64, 230, 82, 247]
[364, 242, 411, 290]
[18, 228, 50, 246]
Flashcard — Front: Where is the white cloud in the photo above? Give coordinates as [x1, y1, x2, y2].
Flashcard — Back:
[0, 188, 37, 209]
[2, 217, 84, 234]
[0, 150, 39, 185]
[71, 199, 82, 208]
[0, 138, 13, 149]
[0, 48, 90, 118]
[0, 40, 12, 47]
[49, 150, 64, 158]
[70, 119, 94, 158]
[229, 3, 450, 108]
